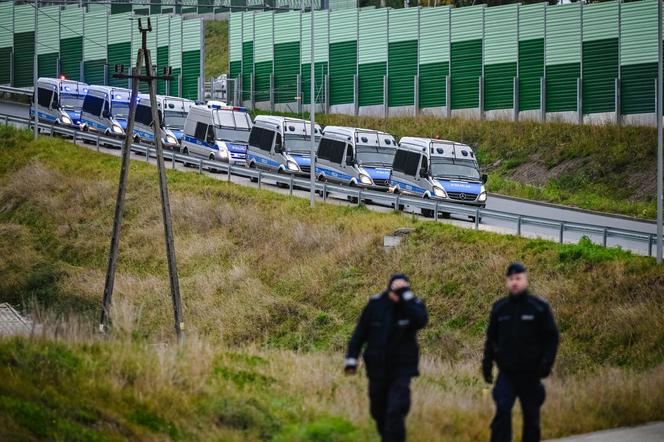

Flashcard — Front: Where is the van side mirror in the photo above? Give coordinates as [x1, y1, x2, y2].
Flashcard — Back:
[481, 173, 488, 184]
[102, 110, 111, 118]
[419, 168, 428, 178]
[274, 143, 283, 153]
[346, 156, 355, 166]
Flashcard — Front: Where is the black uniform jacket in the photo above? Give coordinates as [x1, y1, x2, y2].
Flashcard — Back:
[346, 291, 428, 379]
[483, 291, 559, 376]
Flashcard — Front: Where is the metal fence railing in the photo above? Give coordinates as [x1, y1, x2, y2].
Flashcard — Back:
[0, 109, 658, 257]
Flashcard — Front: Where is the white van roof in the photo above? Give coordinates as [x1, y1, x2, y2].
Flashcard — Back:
[399, 137, 476, 160]
[87, 85, 131, 100]
[254, 115, 321, 135]
[37, 77, 88, 93]
[323, 125, 396, 148]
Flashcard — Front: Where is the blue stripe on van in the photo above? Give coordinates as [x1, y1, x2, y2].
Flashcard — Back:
[184, 134, 218, 151]
[315, 166, 353, 182]
[389, 179, 426, 195]
[80, 117, 108, 131]
[247, 153, 281, 168]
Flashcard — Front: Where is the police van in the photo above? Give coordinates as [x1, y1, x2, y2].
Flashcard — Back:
[390, 137, 487, 219]
[79, 85, 131, 137]
[181, 104, 252, 166]
[32, 77, 88, 128]
[315, 126, 397, 191]
[246, 115, 321, 178]
[133, 94, 193, 151]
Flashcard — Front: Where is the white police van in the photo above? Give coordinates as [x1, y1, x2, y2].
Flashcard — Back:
[181, 104, 252, 166]
[315, 126, 397, 191]
[246, 115, 321, 178]
[32, 77, 88, 128]
[133, 94, 193, 151]
[79, 85, 131, 137]
[390, 137, 487, 219]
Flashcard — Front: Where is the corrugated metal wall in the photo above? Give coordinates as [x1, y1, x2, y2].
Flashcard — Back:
[0, 4, 203, 100]
[231, 0, 662, 121]
[254, 11, 273, 103]
[273, 11, 300, 105]
[301, 10, 329, 105]
[358, 8, 386, 107]
[419, 7, 449, 109]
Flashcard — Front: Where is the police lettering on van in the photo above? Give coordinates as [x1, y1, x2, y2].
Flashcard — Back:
[246, 115, 321, 177]
[32, 77, 88, 128]
[390, 137, 488, 219]
[133, 94, 193, 151]
[315, 126, 397, 191]
[181, 104, 252, 165]
[80, 85, 131, 137]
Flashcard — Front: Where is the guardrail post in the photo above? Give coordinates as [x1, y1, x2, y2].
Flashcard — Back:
[357, 189, 362, 206]
[559, 222, 564, 243]
[323, 183, 328, 201]
[97, 134, 100, 152]
[172, 152, 176, 169]
[227, 164, 231, 181]
[146, 146, 150, 162]
[198, 159, 203, 174]
[434, 202, 439, 221]
[72, 131, 77, 146]
[649, 234, 654, 257]
[289, 174, 294, 196]
[517, 215, 522, 236]
[50, 123, 55, 137]
[475, 209, 480, 230]
[395, 193, 400, 211]
[602, 228, 608, 247]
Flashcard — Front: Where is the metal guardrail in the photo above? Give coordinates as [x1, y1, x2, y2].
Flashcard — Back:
[0, 111, 658, 257]
[0, 85, 33, 96]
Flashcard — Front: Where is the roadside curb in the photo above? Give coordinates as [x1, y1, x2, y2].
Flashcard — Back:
[489, 192, 656, 225]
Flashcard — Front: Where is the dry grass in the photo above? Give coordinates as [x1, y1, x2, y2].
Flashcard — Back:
[0, 126, 663, 440]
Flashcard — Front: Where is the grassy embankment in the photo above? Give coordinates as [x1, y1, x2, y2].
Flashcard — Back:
[201, 20, 659, 219]
[0, 126, 663, 441]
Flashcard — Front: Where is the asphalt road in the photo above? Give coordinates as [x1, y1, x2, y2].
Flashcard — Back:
[0, 100, 657, 255]
[545, 422, 664, 442]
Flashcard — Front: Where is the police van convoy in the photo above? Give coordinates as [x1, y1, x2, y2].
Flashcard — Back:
[181, 103, 252, 165]
[79, 85, 132, 137]
[32, 77, 88, 128]
[390, 137, 487, 219]
[133, 94, 193, 151]
[315, 126, 397, 191]
[246, 115, 321, 177]
[29, 80, 489, 214]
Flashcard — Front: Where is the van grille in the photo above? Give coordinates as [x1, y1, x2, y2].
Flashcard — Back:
[373, 179, 390, 187]
[447, 191, 478, 201]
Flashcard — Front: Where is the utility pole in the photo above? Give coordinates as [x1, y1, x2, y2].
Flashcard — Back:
[33, 0, 38, 140]
[658, 0, 663, 264]
[100, 18, 184, 341]
[309, 7, 316, 208]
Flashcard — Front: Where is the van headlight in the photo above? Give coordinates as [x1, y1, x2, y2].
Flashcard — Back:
[287, 160, 300, 172]
[61, 114, 72, 125]
[219, 146, 229, 161]
[478, 191, 487, 202]
[111, 123, 124, 134]
[433, 186, 447, 198]
[165, 135, 177, 145]
[359, 173, 373, 185]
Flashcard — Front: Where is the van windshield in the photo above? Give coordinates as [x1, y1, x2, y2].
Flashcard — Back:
[112, 101, 130, 118]
[164, 110, 187, 129]
[213, 110, 252, 130]
[430, 158, 480, 181]
[214, 127, 250, 144]
[284, 135, 320, 153]
[356, 145, 396, 167]
[60, 95, 84, 109]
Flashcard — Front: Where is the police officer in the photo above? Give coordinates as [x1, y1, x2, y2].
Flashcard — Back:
[345, 274, 428, 442]
[482, 263, 560, 442]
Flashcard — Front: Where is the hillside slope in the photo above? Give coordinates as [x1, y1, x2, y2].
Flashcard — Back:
[0, 126, 663, 441]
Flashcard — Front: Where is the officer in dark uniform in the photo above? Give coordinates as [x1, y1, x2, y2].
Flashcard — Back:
[345, 274, 428, 442]
[482, 263, 559, 442]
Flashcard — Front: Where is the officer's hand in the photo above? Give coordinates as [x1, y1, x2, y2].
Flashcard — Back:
[344, 365, 357, 376]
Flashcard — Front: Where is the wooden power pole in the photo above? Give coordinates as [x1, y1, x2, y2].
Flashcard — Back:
[100, 18, 184, 341]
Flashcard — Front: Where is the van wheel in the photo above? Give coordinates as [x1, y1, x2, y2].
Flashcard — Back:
[182, 147, 192, 167]
[276, 169, 290, 188]
[208, 154, 218, 173]
[421, 196, 435, 218]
